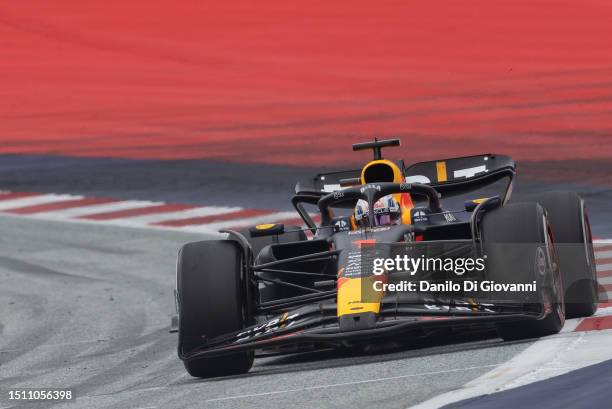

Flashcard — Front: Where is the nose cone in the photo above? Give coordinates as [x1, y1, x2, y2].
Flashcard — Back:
[339, 312, 377, 332]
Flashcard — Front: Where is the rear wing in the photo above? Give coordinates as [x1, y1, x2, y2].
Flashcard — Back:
[295, 154, 515, 196]
[404, 154, 515, 195]
[293, 154, 515, 228]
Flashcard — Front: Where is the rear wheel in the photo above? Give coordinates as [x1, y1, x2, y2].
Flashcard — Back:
[177, 240, 253, 378]
[481, 203, 565, 341]
[513, 191, 597, 318]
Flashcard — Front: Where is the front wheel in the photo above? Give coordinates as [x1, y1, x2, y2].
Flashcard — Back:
[177, 240, 253, 378]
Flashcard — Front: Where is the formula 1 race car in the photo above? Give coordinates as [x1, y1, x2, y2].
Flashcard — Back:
[174, 139, 598, 378]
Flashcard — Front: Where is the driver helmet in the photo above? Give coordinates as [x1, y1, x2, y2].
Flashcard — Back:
[354, 195, 401, 227]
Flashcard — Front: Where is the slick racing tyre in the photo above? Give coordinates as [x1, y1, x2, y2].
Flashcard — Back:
[517, 191, 598, 318]
[177, 240, 253, 378]
[482, 203, 565, 341]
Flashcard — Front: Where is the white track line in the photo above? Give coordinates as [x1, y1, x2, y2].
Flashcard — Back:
[597, 263, 612, 272]
[599, 276, 612, 285]
[204, 364, 500, 403]
[595, 250, 612, 259]
[596, 265, 611, 274]
[0, 194, 82, 211]
[594, 305, 612, 316]
[118, 206, 242, 225]
[181, 211, 298, 233]
[30, 200, 163, 219]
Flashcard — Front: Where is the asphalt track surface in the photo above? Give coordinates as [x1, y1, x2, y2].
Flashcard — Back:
[0, 163, 610, 409]
[0, 214, 534, 409]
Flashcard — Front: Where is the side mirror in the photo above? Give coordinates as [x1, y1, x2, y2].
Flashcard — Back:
[248, 223, 285, 237]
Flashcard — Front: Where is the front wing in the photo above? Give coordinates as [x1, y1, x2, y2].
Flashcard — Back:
[178, 301, 545, 361]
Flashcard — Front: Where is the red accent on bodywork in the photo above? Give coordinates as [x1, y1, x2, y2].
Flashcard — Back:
[269, 330, 303, 340]
[417, 316, 457, 321]
[352, 239, 377, 248]
[400, 193, 414, 209]
[337, 277, 349, 289]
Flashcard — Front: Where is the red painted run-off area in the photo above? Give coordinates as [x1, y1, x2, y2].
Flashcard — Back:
[1, 1, 611, 166]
